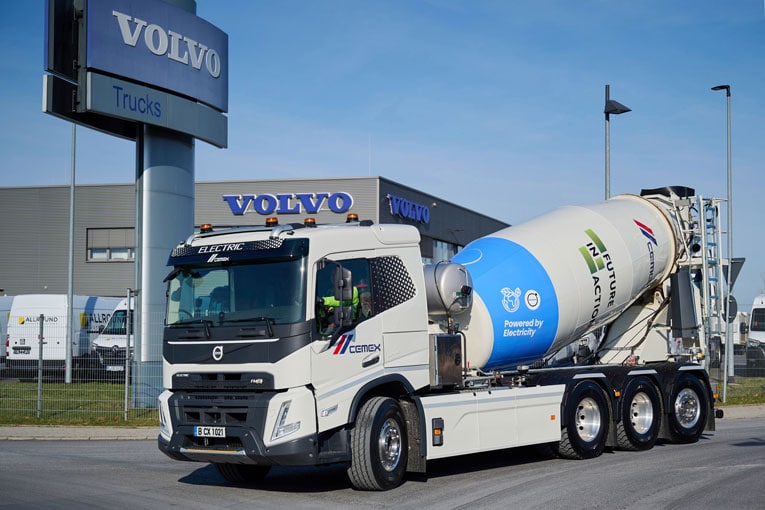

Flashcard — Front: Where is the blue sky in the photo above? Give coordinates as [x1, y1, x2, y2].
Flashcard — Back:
[3, 0, 764, 309]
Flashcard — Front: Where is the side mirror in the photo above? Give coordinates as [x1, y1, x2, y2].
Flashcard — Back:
[334, 265, 353, 302]
[333, 264, 353, 327]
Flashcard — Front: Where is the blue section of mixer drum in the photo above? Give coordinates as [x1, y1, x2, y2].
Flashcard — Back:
[453, 237, 559, 368]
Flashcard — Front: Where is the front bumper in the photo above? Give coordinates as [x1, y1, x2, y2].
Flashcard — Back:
[157, 386, 320, 466]
[158, 425, 318, 466]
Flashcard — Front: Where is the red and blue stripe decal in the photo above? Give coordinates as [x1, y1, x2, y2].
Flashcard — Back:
[634, 219, 657, 245]
[333, 334, 354, 355]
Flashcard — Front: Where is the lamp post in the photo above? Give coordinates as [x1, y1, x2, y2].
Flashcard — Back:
[711, 84, 733, 401]
[604, 84, 631, 200]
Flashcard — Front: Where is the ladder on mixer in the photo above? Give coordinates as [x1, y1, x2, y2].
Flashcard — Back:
[698, 197, 725, 348]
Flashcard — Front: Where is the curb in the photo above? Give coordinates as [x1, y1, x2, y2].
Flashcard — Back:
[0, 426, 157, 441]
[716, 404, 765, 420]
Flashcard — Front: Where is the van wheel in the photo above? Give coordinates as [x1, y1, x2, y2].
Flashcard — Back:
[214, 463, 270, 483]
[667, 373, 708, 443]
[348, 397, 408, 491]
[558, 380, 609, 459]
[616, 376, 661, 451]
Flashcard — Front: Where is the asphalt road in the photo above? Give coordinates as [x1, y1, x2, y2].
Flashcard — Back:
[1, 416, 763, 509]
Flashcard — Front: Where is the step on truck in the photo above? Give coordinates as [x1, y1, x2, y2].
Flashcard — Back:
[158, 186, 721, 490]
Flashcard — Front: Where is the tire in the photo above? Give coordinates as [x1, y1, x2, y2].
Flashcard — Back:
[667, 373, 708, 444]
[616, 376, 661, 451]
[347, 397, 408, 491]
[558, 380, 610, 460]
[214, 463, 270, 483]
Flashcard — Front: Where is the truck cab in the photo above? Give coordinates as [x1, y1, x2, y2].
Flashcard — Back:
[158, 219, 430, 483]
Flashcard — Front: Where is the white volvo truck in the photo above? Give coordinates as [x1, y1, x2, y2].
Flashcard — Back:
[158, 186, 724, 490]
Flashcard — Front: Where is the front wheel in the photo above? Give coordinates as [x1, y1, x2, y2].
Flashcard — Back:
[348, 397, 408, 491]
[558, 380, 610, 459]
[667, 373, 709, 443]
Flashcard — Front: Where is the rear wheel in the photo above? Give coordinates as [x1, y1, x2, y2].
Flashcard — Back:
[558, 380, 610, 459]
[616, 376, 661, 451]
[348, 397, 408, 491]
[214, 463, 270, 483]
[667, 373, 708, 443]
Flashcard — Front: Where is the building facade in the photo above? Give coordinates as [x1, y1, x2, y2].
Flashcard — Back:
[0, 176, 508, 297]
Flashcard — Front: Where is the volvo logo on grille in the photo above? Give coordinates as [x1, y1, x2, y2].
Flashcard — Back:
[212, 345, 224, 361]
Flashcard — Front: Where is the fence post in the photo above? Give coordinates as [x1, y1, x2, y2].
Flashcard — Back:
[37, 314, 45, 418]
[124, 288, 133, 421]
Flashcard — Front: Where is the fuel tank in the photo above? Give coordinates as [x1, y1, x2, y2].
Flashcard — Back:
[449, 194, 680, 370]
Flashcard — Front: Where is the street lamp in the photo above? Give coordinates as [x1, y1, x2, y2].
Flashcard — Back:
[711, 84, 733, 401]
[604, 84, 631, 200]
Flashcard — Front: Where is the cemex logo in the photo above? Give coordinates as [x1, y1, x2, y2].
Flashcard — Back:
[633, 219, 658, 245]
[332, 334, 381, 355]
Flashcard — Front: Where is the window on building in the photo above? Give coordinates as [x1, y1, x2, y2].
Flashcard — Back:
[87, 228, 135, 262]
[432, 239, 459, 263]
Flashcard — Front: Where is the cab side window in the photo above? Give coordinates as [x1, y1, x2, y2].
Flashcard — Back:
[315, 258, 372, 336]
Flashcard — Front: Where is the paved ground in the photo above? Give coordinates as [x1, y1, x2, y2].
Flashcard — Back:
[0, 404, 762, 441]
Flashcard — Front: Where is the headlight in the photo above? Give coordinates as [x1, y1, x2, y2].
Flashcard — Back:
[158, 391, 173, 441]
[271, 400, 301, 441]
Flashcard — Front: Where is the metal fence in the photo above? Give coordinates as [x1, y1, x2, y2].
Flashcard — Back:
[2, 316, 764, 423]
[1, 315, 162, 424]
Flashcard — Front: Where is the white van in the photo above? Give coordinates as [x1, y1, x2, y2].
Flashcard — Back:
[749, 294, 765, 348]
[90, 297, 134, 375]
[0, 295, 14, 369]
[5, 294, 121, 379]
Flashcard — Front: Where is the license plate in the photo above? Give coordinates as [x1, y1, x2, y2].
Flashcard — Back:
[105, 365, 125, 372]
[194, 426, 226, 438]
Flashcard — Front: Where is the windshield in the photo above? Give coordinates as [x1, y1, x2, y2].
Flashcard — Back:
[102, 309, 132, 335]
[752, 308, 765, 332]
[166, 258, 306, 326]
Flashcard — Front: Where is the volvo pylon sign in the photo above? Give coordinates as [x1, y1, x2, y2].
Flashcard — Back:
[44, 0, 228, 147]
[88, 0, 228, 112]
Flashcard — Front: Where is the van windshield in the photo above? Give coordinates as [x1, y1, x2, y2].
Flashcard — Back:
[102, 309, 132, 335]
[751, 308, 765, 332]
[165, 257, 307, 326]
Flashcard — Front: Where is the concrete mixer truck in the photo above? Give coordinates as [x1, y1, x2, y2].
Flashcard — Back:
[158, 186, 724, 490]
